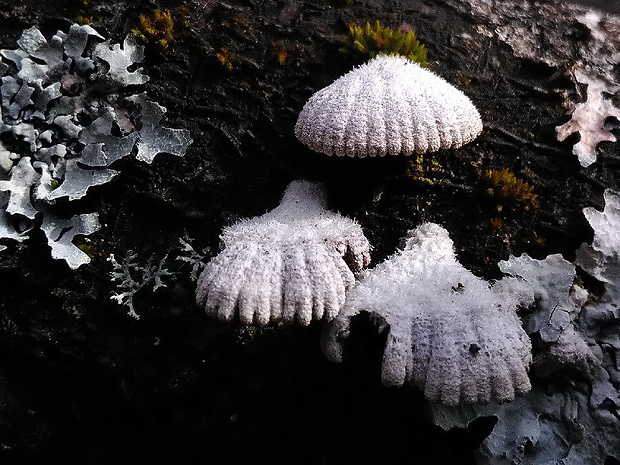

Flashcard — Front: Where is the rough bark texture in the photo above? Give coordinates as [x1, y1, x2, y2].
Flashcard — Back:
[0, 0, 618, 463]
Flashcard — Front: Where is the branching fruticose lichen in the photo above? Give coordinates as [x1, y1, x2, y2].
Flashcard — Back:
[176, 232, 208, 282]
[0, 24, 192, 268]
[109, 251, 174, 319]
[108, 234, 206, 318]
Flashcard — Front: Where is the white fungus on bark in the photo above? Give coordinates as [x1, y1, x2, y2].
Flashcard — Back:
[322, 223, 531, 406]
[294, 55, 483, 157]
[195, 180, 371, 326]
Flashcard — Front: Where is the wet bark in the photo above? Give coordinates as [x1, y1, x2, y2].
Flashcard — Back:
[0, 0, 618, 463]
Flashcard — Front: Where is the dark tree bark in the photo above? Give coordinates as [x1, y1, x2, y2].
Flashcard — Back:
[0, 0, 618, 463]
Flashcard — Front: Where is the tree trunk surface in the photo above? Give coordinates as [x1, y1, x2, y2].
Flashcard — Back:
[0, 0, 618, 463]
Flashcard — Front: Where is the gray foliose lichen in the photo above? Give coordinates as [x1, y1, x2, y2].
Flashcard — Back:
[0, 24, 192, 268]
[431, 191, 620, 464]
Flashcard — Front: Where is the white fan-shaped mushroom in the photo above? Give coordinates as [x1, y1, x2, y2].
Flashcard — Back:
[295, 55, 483, 157]
[196, 180, 371, 326]
[322, 223, 532, 406]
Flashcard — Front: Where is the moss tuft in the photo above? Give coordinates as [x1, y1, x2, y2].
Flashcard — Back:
[407, 153, 447, 185]
[130, 9, 175, 51]
[342, 21, 428, 67]
[76, 15, 94, 25]
[484, 168, 539, 213]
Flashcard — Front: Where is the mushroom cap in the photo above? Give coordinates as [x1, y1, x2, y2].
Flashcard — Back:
[195, 180, 371, 326]
[295, 55, 483, 157]
[322, 223, 531, 406]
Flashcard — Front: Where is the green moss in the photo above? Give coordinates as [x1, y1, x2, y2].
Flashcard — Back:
[130, 9, 175, 51]
[484, 168, 539, 213]
[407, 153, 447, 185]
[342, 21, 428, 67]
[76, 15, 94, 25]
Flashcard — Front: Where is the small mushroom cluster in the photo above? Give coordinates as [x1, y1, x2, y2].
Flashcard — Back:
[197, 55, 485, 329]
[194, 51, 511, 406]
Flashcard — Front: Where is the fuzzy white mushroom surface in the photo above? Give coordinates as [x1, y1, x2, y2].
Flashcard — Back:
[295, 55, 483, 157]
[196, 180, 371, 326]
[322, 223, 531, 406]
